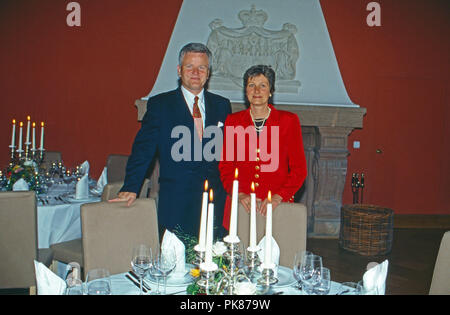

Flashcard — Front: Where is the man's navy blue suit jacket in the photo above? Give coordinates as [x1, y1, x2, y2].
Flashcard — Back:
[121, 87, 232, 237]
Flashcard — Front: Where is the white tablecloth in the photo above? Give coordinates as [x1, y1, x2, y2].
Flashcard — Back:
[37, 185, 100, 249]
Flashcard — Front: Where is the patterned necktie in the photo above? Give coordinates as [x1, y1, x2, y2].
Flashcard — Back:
[193, 96, 203, 140]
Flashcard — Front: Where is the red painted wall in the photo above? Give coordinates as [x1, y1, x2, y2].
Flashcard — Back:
[0, 0, 448, 214]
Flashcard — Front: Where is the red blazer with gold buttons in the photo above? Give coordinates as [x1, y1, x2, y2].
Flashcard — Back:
[219, 104, 307, 230]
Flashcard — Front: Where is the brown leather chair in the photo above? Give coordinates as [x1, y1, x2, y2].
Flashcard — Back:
[429, 231, 450, 295]
[81, 198, 159, 275]
[237, 202, 308, 267]
[0, 191, 53, 291]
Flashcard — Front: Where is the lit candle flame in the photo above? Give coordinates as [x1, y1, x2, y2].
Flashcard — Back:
[204, 179, 208, 192]
[12, 119, 16, 124]
[27, 115, 30, 121]
[251, 182, 255, 192]
[268, 190, 272, 203]
[32, 122, 36, 127]
[41, 122, 44, 127]
[209, 189, 214, 202]
[20, 122, 23, 127]
[234, 168, 238, 179]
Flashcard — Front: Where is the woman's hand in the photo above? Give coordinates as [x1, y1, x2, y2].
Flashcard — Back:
[238, 193, 251, 212]
[258, 194, 283, 216]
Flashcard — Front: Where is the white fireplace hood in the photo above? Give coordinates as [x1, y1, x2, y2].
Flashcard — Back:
[143, 0, 358, 107]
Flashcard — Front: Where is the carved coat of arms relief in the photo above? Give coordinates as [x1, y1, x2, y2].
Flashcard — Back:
[207, 5, 301, 93]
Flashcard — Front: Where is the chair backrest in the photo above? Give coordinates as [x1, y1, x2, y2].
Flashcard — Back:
[101, 182, 124, 201]
[101, 179, 151, 201]
[429, 230, 450, 295]
[0, 191, 38, 288]
[81, 198, 159, 275]
[237, 202, 307, 267]
[106, 154, 129, 183]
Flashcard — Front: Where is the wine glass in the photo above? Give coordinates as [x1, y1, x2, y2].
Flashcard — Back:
[131, 244, 152, 295]
[148, 255, 163, 295]
[292, 250, 312, 290]
[154, 248, 177, 295]
[63, 169, 73, 191]
[314, 267, 331, 295]
[86, 268, 112, 295]
[299, 253, 323, 295]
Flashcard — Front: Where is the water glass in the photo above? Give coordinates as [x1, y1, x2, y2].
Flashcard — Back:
[86, 268, 112, 295]
[299, 254, 323, 294]
[314, 267, 331, 295]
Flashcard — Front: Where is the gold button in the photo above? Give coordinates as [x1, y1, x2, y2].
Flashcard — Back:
[254, 174, 259, 179]
[256, 148, 260, 153]
[256, 157, 260, 162]
[255, 165, 260, 171]
[255, 182, 259, 187]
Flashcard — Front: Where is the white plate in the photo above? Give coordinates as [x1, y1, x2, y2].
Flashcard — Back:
[273, 266, 296, 288]
[65, 194, 97, 203]
[146, 264, 194, 287]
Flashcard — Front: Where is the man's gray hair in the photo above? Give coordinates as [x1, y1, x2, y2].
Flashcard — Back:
[178, 42, 212, 67]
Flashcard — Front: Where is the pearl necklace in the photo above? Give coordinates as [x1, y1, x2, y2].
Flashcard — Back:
[250, 107, 271, 133]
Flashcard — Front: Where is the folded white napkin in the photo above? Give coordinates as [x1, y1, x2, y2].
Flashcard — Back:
[34, 260, 66, 295]
[12, 178, 29, 191]
[79, 160, 90, 175]
[257, 236, 280, 275]
[161, 230, 186, 276]
[362, 259, 389, 295]
[95, 167, 108, 193]
[75, 173, 89, 199]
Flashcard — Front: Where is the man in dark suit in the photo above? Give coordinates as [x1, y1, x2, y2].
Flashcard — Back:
[110, 43, 231, 239]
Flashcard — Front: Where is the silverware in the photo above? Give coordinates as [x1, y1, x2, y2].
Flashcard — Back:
[128, 271, 151, 292]
[125, 274, 148, 293]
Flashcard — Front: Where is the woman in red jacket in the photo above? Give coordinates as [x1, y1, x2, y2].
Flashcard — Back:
[219, 65, 308, 230]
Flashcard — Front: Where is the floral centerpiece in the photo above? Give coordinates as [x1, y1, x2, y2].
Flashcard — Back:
[174, 228, 230, 295]
[3, 160, 40, 191]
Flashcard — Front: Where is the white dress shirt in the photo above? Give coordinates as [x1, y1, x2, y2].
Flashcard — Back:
[181, 85, 206, 129]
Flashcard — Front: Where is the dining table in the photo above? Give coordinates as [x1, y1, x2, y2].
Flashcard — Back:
[107, 267, 345, 295]
[37, 181, 101, 249]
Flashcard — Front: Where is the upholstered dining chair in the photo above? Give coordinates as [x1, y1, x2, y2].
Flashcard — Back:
[81, 198, 159, 276]
[100, 179, 151, 201]
[106, 154, 129, 183]
[106, 153, 160, 199]
[40, 151, 62, 171]
[429, 230, 450, 295]
[0, 191, 53, 291]
[237, 202, 308, 267]
[50, 180, 154, 273]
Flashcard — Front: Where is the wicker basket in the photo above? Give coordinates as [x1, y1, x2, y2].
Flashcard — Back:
[339, 204, 394, 256]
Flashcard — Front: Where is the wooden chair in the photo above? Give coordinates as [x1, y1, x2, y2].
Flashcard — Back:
[237, 202, 308, 267]
[0, 191, 53, 293]
[429, 231, 450, 295]
[81, 198, 159, 275]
